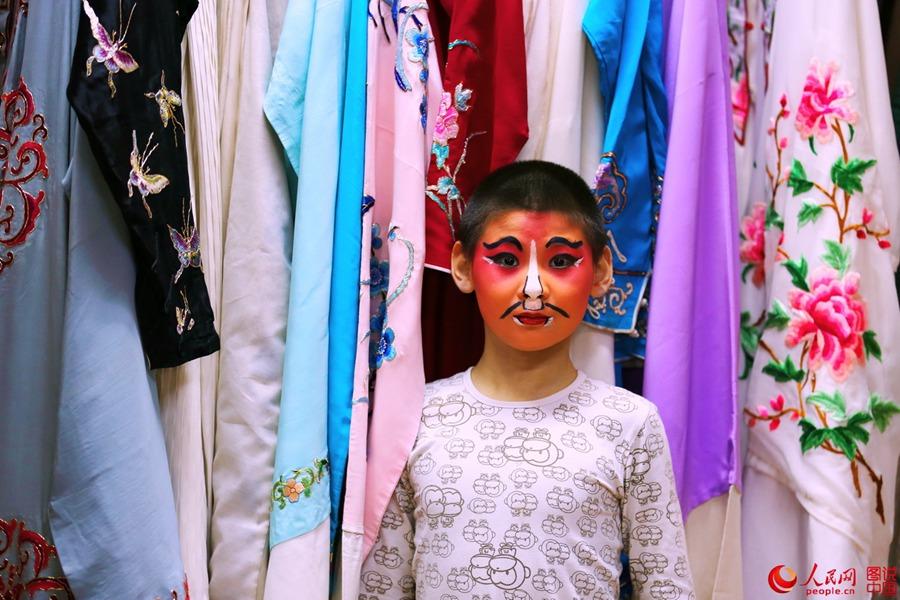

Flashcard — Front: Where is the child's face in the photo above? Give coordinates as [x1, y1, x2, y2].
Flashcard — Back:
[452, 210, 611, 352]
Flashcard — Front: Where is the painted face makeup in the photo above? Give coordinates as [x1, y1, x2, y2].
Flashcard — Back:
[471, 210, 597, 352]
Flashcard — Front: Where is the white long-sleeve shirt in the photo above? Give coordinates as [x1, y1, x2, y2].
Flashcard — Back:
[359, 369, 696, 600]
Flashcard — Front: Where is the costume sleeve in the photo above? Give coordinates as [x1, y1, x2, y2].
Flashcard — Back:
[622, 406, 696, 600]
[358, 469, 416, 600]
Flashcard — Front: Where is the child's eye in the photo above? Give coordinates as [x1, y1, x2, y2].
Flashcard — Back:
[549, 254, 579, 269]
[487, 253, 519, 268]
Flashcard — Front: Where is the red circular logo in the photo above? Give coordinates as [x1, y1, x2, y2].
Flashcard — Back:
[768, 565, 798, 593]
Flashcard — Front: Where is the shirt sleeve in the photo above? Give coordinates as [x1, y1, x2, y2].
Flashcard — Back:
[358, 469, 417, 600]
[622, 406, 696, 600]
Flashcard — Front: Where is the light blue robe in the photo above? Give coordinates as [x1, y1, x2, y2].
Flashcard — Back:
[327, 0, 367, 546]
[265, 0, 351, 547]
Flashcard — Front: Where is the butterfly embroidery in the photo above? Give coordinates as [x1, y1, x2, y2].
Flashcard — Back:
[83, 0, 139, 98]
[145, 70, 183, 144]
[175, 289, 195, 335]
[168, 220, 201, 284]
[128, 130, 169, 218]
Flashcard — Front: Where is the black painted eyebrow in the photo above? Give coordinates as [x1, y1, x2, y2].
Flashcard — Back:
[545, 237, 583, 249]
[482, 236, 523, 251]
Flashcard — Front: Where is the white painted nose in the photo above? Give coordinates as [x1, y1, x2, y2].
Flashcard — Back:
[522, 240, 544, 310]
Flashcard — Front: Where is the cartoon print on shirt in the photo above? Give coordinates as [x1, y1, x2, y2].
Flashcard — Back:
[546, 486, 579, 513]
[504, 490, 538, 517]
[539, 539, 571, 565]
[573, 541, 599, 567]
[553, 403, 585, 426]
[502, 428, 564, 467]
[462, 519, 496, 544]
[573, 470, 603, 495]
[361, 374, 694, 598]
[423, 393, 476, 428]
[373, 545, 404, 569]
[576, 515, 598, 537]
[591, 415, 624, 441]
[473, 473, 507, 497]
[439, 464, 464, 484]
[509, 468, 538, 489]
[468, 497, 497, 514]
[422, 485, 464, 528]
[532, 568, 563, 593]
[512, 407, 545, 422]
[477, 445, 508, 468]
[445, 437, 475, 459]
[541, 514, 568, 537]
[447, 567, 475, 592]
[469, 544, 532, 591]
[542, 465, 571, 482]
[475, 418, 507, 439]
[561, 430, 593, 453]
[567, 389, 596, 407]
[571, 570, 598, 596]
[503, 524, 538, 549]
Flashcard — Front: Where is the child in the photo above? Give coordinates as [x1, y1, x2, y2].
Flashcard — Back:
[359, 161, 695, 600]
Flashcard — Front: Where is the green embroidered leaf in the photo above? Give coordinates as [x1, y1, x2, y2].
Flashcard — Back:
[848, 123, 856, 143]
[825, 428, 858, 461]
[797, 202, 823, 227]
[740, 323, 761, 357]
[841, 416, 871, 445]
[846, 411, 873, 430]
[766, 205, 785, 229]
[808, 137, 817, 156]
[762, 355, 805, 383]
[741, 263, 754, 284]
[863, 330, 882, 362]
[869, 394, 900, 433]
[787, 159, 814, 196]
[821, 240, 851, 275]
[765, 300, 791, 330]
[799, 419, 829, 453]
[783, 257, 810, 292]
[830, 157, 877, 195]
[807, 390, 847, 421]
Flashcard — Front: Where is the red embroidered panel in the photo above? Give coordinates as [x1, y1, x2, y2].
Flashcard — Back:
[0, 517, 73, 599]
[0, 76, 49, 275]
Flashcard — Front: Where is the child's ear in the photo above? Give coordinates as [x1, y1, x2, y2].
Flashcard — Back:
[450, 241, 475, 294]
[591, 246, 613, 297]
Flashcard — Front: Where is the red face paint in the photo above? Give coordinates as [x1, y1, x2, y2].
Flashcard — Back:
[471, 210, 596, 352]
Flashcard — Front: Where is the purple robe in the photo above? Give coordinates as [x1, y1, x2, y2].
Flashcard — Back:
[642, 0, 741, 515]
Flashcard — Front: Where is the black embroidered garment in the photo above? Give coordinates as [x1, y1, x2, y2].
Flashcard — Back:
[67, 0, 218, 368]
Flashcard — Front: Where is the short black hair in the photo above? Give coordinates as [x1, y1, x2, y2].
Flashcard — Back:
[458, 160, 607, 259]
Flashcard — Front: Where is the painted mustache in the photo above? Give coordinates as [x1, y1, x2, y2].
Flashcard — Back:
[499, 301, 570, 320]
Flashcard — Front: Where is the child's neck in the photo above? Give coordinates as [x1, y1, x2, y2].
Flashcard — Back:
[470, 329, 578, 402]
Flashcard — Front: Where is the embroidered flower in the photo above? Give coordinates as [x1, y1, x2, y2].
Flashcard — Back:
[370, 300, 386, 334]
[732, 72, 750, 135]
[375, 327, 397, 368]
[370, 257, 390, 294]
[372, 223, 384, 249]
[454, 83, 473, 112]
[785, 267, 867, 382]
[284, 478, 304, 503]
[406, 26, 430, 67]
[436, 176, 461, 202]
[433, 91, 460, 145]
[794, 59, 858, 145]
[432, 141, 450, 170]
[740, 202, 767, 287]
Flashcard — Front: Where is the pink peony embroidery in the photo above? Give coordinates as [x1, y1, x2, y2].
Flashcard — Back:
[433, 91, 459, 146]
[740, 202, 767, 287]
[794, 59, 858, 145]
[732, 72, 750, 138]
[785, 267, 867, 382]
